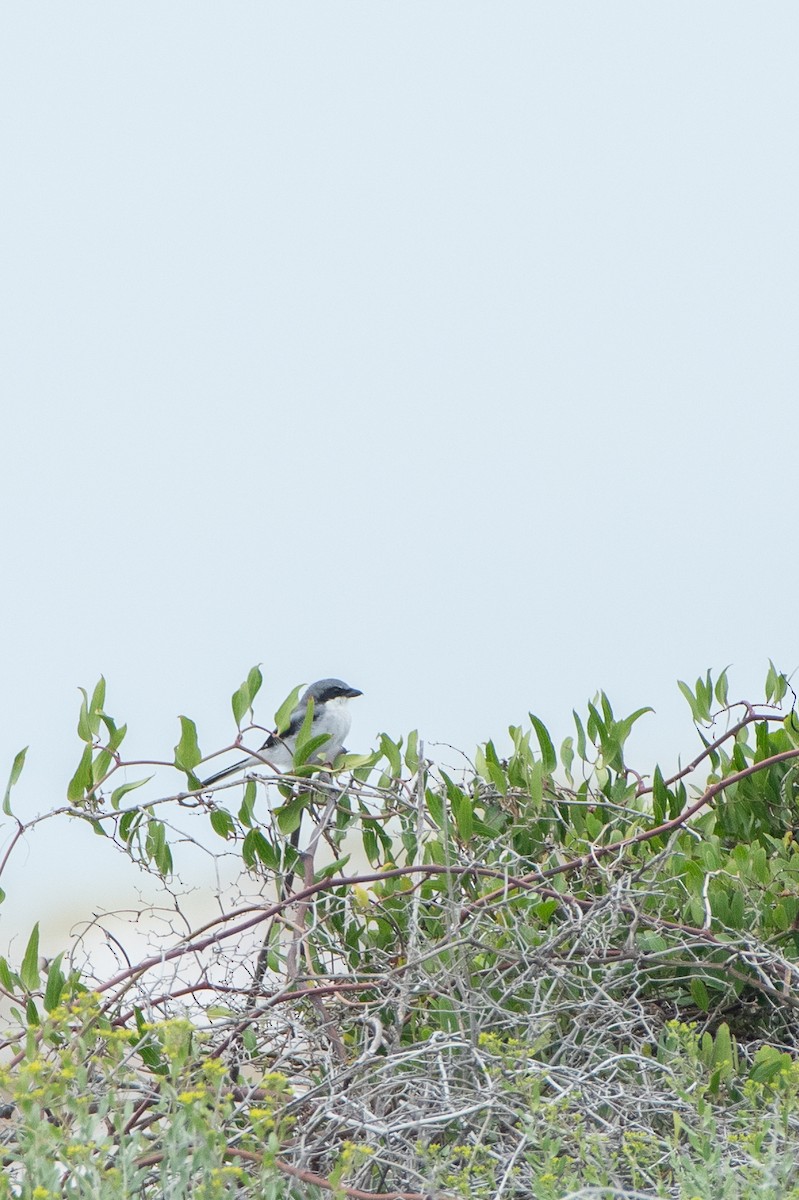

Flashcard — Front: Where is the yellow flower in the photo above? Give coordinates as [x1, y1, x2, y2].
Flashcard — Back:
[201, 1058, 227, 1078]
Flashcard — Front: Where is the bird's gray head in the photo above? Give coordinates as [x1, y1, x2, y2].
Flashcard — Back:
[302, 678, 363, 704]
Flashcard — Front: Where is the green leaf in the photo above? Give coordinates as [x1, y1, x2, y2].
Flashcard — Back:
[294, 732, 331, 767]
[110, 776, 152, 810]
[484, 739, 501, 768]
[379, 734, 402, 777]
[119, 808, 141, 844]
[783, 712, 799, 747]
[533, 898, 560, 924]
[3, 746, 27, 815]
[101, 717, 127, 753]
[528, 758, 544, 806]
[560, 736, 574, 780]
[362, 822, 378, 863]
[585, 812, 604, 840]
[750, 846, 769, 884]
[339, 751, 379, 772]
[275, 798, 307, 835]
[157, 841, 173, 875]
[173, 715, 202, 772]
[425, 789, 445, 829]
[210, 808, 235, 840]
[615, 707, 655, 746]
[0, 957, 19, 992]
[441, 771, 463, 809]
[242, 829, 277, 869]
[573, 711, 588, 761]
[529, 714, 556, 774]
[238, 780, 257, 828]
[241, 829, 257, 868]
[728, 889, 745, 929]
[20, 923, 40, 992]
[404, 730, 420, 772]
[507, 725, 531, 789]
[765, 659, 788, 705]
[145, 818, 164, 859]
[678, 680, 701, 723]
[231, 681, 251, 728]
[755, 720, 770, 763]
[67, 746, 94, 803]
[77, 688, 92, 743]
[690, 977, 709, 1012]
[652, 765, 668, 825]
[74, 678, 106, 743]
[293, 697, 316, 758]
[697, 671, 713, 721]
[696, 728, 720, 772]
[43, 954, 66, 1013]
[91, 747, 113, 785]
[133, 1006, 166, 1073]
[774, 672, 789, 704]
[453, 793, 473, 841]
[671, 781, 686, 821]
[91, 748, 113, 787]
[314, 854, 351, 882]
[711, 1023, 734, 1072]
[247, 665, 263, 705]
[232, 667, 263, 727]
[486, 760, 508, 795]
[587, 701, 607, 745]
[90, 677, 106, 721]
[714, 667, 730, 708]
[274, 685, 303, 735]
[749, 1045, 791, 1084]
[145, 820, 173, 874]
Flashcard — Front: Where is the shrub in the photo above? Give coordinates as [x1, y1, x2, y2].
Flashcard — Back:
[2, 664, 799, 1198]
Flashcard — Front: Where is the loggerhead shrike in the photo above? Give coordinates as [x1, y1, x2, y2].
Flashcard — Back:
[202, 678, 362, 786]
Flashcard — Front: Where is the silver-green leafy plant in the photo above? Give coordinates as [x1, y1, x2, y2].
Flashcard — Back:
[1, 663, 799, 1199]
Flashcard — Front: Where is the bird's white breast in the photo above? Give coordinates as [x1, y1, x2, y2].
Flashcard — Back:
[315, 695, 353, 758]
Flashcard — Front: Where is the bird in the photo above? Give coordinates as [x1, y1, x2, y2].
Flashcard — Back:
[202, 678, 363, 786]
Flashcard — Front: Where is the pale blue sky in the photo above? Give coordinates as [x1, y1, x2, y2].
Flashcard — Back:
[2, 4, 797, 945]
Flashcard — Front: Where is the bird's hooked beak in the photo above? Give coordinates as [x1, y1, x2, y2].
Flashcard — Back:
[344, 686, 363, 698]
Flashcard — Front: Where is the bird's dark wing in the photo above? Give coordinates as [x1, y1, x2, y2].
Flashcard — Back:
[202, 701, 319, 786]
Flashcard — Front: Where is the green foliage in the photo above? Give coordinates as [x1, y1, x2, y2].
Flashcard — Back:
[174, 714, 203, 791]
[0, 997, 291, 1199]
[273, 683, 303, 734]
[2, 745, 27, 817]
[231, 665, 263, 728]
[1, 662, 799, 1198]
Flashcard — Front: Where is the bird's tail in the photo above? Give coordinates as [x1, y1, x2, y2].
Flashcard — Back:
[201, 757, 253, 787]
